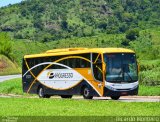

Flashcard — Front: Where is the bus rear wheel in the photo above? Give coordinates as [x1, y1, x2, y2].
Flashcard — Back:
[61, 95, 72, 99]
[110, 96, 120, 100]
[38, 87, 50, 98]
[83, 87, 93, 99]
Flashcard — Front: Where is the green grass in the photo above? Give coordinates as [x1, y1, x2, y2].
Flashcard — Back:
[138, 85, 160, 96]
[0, 55, 21, 75]
[138, 59, 160, 86]
[0, 98, 159, 116]
[12, 40, 55, 65]
[0, 78, 22, 95]
[149, 28, 160, 45]
[0, 79, 159, 117]
[139, 59, 160, 71]
[0, 78, 160, 96]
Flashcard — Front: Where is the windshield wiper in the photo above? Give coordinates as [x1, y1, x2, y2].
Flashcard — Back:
[125, 72, 133, 82]
[122, 64, 133, 82]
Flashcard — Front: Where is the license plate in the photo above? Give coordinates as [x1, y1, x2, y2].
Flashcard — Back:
[121, 92, 127, 95]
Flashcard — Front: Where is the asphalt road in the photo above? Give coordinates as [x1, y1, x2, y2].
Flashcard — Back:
[0, 74, 21, 82]
[92, 96, 160, 102]
[0, 94, 159, 102]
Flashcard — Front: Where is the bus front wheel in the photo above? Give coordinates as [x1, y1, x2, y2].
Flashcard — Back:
[110, 96, 120, 100]
[83, 87, 93, 99]
[38, 87, 50, 98]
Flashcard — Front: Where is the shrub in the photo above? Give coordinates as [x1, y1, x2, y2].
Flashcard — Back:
[139, 70, 160, 86]
[0, 32, 13, 60]
[139, 60, 160, 71]
[126, 28, 139, 40]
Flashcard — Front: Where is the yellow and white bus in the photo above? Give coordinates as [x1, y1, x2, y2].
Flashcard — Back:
[22, 48, 138, 100]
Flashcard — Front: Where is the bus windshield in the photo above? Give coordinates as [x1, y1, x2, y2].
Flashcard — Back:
[104, 53, 138, 83]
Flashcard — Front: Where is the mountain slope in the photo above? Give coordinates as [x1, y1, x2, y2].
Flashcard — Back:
[0, 55, 20, 75]
[0, 0, 160, 41]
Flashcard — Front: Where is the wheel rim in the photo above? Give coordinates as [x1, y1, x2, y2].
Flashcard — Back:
[84, 88, 89, 97]
[39, 88, 43, 97]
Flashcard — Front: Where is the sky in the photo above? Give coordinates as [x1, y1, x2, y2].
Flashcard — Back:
[0, 0, 23, 7]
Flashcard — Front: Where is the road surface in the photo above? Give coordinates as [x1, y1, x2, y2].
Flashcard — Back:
[0, 74, 21, 82]
[92, 96, 160, 102]
[0, 94, 159, 102]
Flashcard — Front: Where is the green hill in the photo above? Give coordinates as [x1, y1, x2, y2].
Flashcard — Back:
[0, 55, 20, 75]
[0, 0, 160, 41]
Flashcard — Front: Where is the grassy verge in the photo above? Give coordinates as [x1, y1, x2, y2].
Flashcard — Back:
[0, 98, 159, 116]
[0, 78, 23, 95]
[0, 55, 21, 75]
[138, 85, 160, 96]
[0, 78, 160, 96]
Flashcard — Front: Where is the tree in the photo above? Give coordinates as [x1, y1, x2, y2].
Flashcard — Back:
[119, 23, 128, 32]
[121, 38, 129, 46]
[126, 28, 139, 41]
[0, 32, 13, 60]
[83, 26, 93, 36]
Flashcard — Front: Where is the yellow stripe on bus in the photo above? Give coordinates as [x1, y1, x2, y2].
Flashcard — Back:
[27, 56, 91, 93]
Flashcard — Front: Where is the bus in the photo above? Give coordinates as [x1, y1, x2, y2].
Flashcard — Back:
[22, 48, 139, 100]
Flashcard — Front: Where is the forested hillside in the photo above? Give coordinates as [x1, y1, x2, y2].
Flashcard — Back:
[0, 0, 160, 41]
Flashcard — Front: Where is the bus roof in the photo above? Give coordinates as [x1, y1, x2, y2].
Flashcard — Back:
[24, 48, 135, 58]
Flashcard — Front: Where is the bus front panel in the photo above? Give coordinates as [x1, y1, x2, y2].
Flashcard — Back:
[103, 53, 138, 96]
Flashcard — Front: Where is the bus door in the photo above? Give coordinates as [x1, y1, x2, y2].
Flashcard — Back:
[91, 53, 105, 96]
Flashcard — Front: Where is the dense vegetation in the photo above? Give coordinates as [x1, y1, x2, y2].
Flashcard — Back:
[0, 0, 160, 86]
[0, 33, 13, 60]
[0, 0, 160, 41]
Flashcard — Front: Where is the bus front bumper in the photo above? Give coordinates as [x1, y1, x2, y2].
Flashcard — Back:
[104, 86, 138, 97]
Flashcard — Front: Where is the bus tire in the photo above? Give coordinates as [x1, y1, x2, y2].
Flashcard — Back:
[61, 95, 72, 99]
[38, 87, 50, 98]
[83, 87, 93, 99]
[110, 96, 120, 100]
[45, 95, 51, 98]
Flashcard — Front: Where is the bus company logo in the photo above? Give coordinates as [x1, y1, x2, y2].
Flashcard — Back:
[47, 71, 55, 79]
[47, 71, 73, 79]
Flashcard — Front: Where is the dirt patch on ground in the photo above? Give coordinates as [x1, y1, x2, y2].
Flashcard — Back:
[0, 59, 7, 69]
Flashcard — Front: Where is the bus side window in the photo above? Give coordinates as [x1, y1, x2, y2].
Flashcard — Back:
[57, 54, 91, 68]
[79, 54, 90, 68]
[59, 59, 68, 69]
[80, 59, 90, 68]
[68, 58, 76, 68]
[75, 58, 81, 68]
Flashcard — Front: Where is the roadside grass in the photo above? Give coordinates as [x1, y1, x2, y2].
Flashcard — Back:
[0, 78, 160, 96]
[0, 55, 21, 75]
[138, 85, 160, 96]
[0, 78, 23, 95]
[0, 97, 159, 116]
[139, 59, 160, 86]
